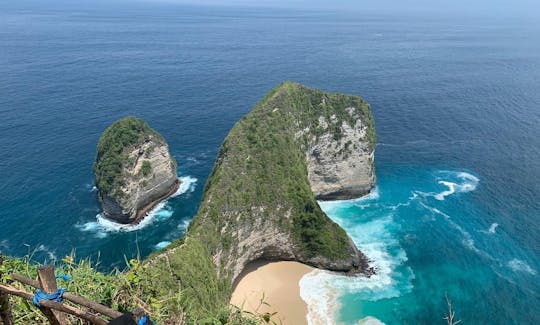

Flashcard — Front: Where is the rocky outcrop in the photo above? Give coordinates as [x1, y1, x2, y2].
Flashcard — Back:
[94, 117, 179, 224]
[185, 82, 376, 282]
[144, 82, 377, 317]
[306, 109, 375, 200]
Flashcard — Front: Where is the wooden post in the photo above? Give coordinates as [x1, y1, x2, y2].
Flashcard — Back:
[0, 253, 14, 325]
[10, 273, 122, 319]
[37, 265, 68, 325]
[0, 283, 107, 325]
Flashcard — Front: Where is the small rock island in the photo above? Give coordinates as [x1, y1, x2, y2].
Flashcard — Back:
[93, 117, 179, 224]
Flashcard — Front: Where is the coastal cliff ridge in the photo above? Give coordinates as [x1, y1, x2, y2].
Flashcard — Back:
[143, 81, 377, 319]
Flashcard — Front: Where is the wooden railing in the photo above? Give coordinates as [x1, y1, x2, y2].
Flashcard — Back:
[0, 253, 123, 325]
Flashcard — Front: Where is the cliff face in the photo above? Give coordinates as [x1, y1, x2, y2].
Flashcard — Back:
[305, 109, 375, 200]
[144, 82, 376, 318]
[94, 117, 179, 224]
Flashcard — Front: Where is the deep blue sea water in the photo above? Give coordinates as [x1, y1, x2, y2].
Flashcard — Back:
[1, 2, 539, 323]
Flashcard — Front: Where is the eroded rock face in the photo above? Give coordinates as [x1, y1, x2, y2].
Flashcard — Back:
[94, 117, 179, 224]
[221, 206, 369, 284]
[143, 83, 377, 316]
[306, 110, 375, 200]
[184, 82, 376, 283]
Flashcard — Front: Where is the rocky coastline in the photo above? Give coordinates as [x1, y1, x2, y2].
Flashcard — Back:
[94, 117, 180, 224]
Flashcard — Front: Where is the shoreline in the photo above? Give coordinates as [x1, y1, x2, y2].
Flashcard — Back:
[132, 179, 182, 224]
[231, 260, 313, 325]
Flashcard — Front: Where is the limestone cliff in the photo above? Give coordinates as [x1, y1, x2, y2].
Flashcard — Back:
[94, 117, 179, 224]
[145, 82, 377, 317]
[305, 107, 375, 200]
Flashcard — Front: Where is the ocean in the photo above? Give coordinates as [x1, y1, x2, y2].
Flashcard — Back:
[1, 2, 539, 323]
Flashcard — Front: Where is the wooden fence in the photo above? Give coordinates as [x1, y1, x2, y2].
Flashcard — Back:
[0, 253, 123, 325]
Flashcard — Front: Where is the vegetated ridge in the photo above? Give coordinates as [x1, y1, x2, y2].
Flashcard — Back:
[142, 81, 376, 320]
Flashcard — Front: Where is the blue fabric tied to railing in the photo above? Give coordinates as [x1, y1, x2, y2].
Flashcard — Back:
[55, 274, 72, 282]
[138, 315, 149, 325]
[32, 288, 67, 307]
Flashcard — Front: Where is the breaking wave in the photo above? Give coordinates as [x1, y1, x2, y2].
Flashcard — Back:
[154, 241, 172, 250]
[302, 190, 413, 324]
[480, 223, 499, 234]
[434, 172, 479, 200]
[76, 176, 197, 237]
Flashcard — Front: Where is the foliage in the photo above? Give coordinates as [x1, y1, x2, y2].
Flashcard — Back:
[140, 82, 375, 321]
[0, 251, 272, 324]
[188, 81, 372, 262]
[140, 160, 152, 177]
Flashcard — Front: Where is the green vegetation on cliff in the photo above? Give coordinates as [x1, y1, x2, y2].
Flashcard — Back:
[192, 81, 374, 261]
[143, 81, 375, 321]
[93, 117, 164, 199]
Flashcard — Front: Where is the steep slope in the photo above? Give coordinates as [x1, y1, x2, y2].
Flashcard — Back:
[94, 117, 179, 224]
[144, 82, 376, 318]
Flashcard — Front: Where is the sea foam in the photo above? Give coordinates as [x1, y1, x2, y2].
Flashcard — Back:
[301, 190, 412, 325]
[480, 223, 499, 234]
[154, 241, 172, 250]
[508, 259, 537, 275]
[434, 172, 479, 200]
[77, 176, 197, 237]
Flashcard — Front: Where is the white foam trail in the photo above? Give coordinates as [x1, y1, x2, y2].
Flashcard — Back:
[508, 259, 537, 275]
[77, 176, 197, 236]
[480, 223, 499, 234]
[300, 270, 340, 325]
[34, 245, 57, 261]
[154, 241, 171, 250]
[178, 218, 191, 230]
[420, 203, 494, 260]
[488, 223, 499, 234]
[434, 172, 479, 200]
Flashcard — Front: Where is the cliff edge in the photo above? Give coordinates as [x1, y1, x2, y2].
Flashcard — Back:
[94, 117, 179, 224]
[144, 82, 376, 318]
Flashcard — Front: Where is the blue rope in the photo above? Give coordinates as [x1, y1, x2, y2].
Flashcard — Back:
[138, 315, 149, 325]
[32, 288, 67, 307]
[56, 274, 71, 282]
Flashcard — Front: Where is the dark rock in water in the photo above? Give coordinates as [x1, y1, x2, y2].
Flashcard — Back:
[93, 116, 179, 224]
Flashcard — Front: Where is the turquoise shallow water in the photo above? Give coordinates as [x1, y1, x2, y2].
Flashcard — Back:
[1, 1, 539, 323]
[312, 167, 539, 324]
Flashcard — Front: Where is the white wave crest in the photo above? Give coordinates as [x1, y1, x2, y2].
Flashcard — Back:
[77, 176, 197, 236]
[358, 316, 386, 325]
[154, 241, 172, 250]
[508, 259, 537, 275]
[34, 244, 57, 261]
[480, 223, 499, 234]
[171, 176, 198, 197]
[435, 172, 479, 200]
[300, 214, 411, 324]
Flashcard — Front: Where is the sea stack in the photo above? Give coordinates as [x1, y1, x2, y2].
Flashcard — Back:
[93, 117, 180, 224]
